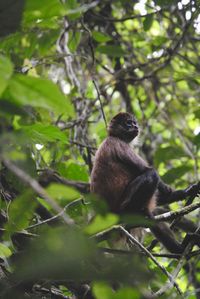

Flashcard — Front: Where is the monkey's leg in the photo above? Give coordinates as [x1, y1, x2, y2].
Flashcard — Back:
[120, 168, 159, 212]
[151, 221, 200, 254]
[150, 222, 183, 254]
[174, 217, 198, 233]
[175, 218, 200, 248]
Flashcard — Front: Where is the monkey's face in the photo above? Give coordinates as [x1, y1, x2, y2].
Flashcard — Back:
[108, 112, 139, 142]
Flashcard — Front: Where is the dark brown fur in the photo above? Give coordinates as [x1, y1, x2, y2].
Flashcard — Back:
[91, 112, 156, 214]
[91, 136, 152, 213]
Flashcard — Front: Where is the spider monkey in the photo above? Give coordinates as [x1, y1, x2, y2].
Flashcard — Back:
[90, 112, 200, 253]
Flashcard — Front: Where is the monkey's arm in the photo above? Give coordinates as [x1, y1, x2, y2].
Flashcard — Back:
[157, 180, 200, 205]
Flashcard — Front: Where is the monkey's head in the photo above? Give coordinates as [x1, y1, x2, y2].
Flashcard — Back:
[108, 112, 139, 142]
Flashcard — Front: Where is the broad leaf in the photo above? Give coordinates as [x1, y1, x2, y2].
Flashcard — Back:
[23, 0, 66, 25]
[57, 161, 89, 182]
[46, 183, 80, 202]
[4, 191, 37, 239]
[154, 0, 175, 6]
[65, 1, 100, 19]
[161, 165, 193, 184]
[0, 55, 13, 96]
[68, 31, 81, 52]
[92, 31, 112, 43]
[96, 45, 126, 57]
[0, 243, 12, 258]
[143, 14, 154, 31]
[115, 287, 140, 299]
[4, 75, 74, 116]
[85, 214, 119, 235]
[154, 146, 186, 166]
[21, 124, 68, 144]
[92, 282, 114, 299]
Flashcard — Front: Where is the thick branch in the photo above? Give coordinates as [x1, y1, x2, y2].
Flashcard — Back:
[38, 169, 90, 194]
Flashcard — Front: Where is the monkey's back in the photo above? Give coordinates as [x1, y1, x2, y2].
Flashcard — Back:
[90, 137, 140, 213]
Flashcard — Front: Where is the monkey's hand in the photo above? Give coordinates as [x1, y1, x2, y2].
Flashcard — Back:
[185, 182, 200, 198]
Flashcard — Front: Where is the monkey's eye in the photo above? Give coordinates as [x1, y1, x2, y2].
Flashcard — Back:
[125, 120, 133, 128]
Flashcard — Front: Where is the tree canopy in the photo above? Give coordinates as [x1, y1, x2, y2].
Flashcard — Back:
[0, 0, 200, 298]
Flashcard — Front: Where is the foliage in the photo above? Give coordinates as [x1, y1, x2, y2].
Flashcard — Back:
[0, 0, 200, 298]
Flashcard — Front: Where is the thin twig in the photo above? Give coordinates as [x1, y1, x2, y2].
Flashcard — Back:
[92, 79, 107, 128]
[56, 17, 82, 95]
[27, 198, 83, 229]
[152, 225, 200, 297]
[119, 226, 182, 296]
[99, 247, 200, 260]
[69, 139, 97, 150]
[81, 18, 95, 66]
[90, 10, 162, 23]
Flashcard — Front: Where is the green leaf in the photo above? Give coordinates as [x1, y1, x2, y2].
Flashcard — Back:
[65, 0, 77, 10]
[92, 31, 112, 43]
[4, 191, 37, 239]
[3, 75, 74, 116]
[93, 285, 141, 299]
[37, 29, 60, 56]
[65, 1, 99, 19]
[154, 0, 175, 6]
[46, 183, 80, 202]
[64, 0, 80, 20]
[57, 161, 89, 182]
[154, 146, 186, 166]
[15, 228, 97, 280]
[23, 0, 66, 25]
[153, 35, 168, 47]
[92, 282, 114, 299]
[21, 124, 67, 144]
[0, 55, 13, 96]
[115, 287, 140, 299]
[0, 243, 12, 258]
[68, 31, 81, 52]
[161, 165, 193, 184]
[96, 45, 126, 57]
[143, 14, 154, 31]
[85, 214, 119, 235]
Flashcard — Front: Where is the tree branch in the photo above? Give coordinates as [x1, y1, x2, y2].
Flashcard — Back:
[154, 200, 200, 222]
[119, 226, 182, 296]
[2, 158, 74, 226]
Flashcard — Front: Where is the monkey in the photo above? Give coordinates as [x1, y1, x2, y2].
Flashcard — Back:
[90, 112, 200, 254]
